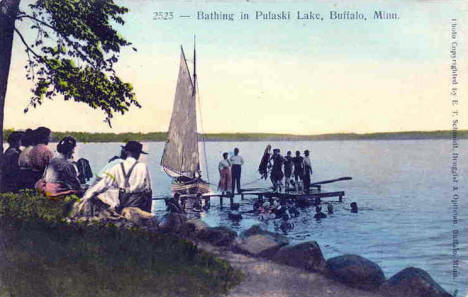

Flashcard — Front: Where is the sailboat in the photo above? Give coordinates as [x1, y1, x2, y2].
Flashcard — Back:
[160, 43, 211, 195]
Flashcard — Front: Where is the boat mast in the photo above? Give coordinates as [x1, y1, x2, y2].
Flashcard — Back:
[193, 35, 201, 176]
[193, 35, 197, 96]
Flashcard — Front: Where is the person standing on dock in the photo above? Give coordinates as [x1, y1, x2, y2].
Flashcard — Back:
[270, 149, 285, 192]
[218, 152, 232, 195]
[302, 150, 313, 194]
[283, 151, 293, 191]
[292, 151, 304, 192]
[258, 145, 271, 179]
[229, 148, 244, 194]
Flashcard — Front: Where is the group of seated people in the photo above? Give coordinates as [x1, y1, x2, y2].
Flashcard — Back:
[2, 127, 57, 193]
[1, 128, 152, 214]
[1, 127, 91, 196]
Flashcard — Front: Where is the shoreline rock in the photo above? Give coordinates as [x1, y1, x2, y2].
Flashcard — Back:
[197, 226, 237, 247]
[380, 267, 453, 297]
[234, 225, 289, 258]
[272, 241, 328, 273]
[121, 207, 159, 231]
[159, 212, 187, 233]
[326, 254, 386, 291]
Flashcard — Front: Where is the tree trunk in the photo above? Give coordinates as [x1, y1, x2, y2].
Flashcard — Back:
[0, 0, 21, 191]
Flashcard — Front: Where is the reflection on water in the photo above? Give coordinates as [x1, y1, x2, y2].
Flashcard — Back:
[74, 139, 467, 295]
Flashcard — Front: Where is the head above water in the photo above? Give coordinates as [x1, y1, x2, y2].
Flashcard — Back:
[315, 206, 322, 213]
[350, 202, 358, 213]
[234, 148, 239, 155]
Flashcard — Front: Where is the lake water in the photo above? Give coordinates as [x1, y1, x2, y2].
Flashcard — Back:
[74, 139, 467, 295]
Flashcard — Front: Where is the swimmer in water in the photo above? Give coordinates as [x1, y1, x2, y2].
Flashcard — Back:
[350, 202, 358, 213]
[314, 206, 327, 219]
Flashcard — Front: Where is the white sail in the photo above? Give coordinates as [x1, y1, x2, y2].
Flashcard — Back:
[161, 47, 199, 178]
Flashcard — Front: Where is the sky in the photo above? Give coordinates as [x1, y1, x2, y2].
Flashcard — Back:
[4, 0, 467, 134]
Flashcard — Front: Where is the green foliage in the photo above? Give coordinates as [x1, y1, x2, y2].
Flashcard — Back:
[0, 192, 242, 297]
[16, 0, 139, 125]
[0, 190, 68, 221]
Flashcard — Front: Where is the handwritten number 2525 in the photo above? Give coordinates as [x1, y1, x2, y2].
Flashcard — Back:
[153, 12, 174, 20]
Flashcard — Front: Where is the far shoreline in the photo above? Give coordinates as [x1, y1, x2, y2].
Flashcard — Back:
[4, 129, 467, 143]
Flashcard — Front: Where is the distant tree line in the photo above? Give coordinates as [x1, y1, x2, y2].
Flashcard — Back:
[3, 129, 467, 143]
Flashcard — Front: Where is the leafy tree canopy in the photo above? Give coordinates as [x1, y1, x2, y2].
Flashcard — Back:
[15, 0, 139, 126]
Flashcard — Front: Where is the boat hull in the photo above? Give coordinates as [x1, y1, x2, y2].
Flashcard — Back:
[171, 179, 211, 195]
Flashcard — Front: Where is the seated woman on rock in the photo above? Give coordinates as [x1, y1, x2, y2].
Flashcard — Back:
[36, 136, 85, 197]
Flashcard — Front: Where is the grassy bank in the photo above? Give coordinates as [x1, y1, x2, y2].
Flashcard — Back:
[4, 129, 467, 143]
[0, 192, 242, 297]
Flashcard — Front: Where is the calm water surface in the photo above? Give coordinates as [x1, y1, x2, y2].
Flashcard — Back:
[74, 139, 467, 295]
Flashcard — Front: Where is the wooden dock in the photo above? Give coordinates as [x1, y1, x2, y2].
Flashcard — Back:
[152, 177, 352, 209]
[181, 189, 345, 209]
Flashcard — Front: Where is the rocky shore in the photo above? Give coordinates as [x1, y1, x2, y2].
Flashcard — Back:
[96, 208, 453, 297]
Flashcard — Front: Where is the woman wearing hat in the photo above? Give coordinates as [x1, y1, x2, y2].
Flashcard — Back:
[36, 136, 84, 197]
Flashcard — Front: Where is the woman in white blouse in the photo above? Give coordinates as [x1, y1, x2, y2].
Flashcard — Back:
[218, 152, 232, 194]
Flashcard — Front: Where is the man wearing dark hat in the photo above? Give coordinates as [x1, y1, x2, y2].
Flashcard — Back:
[83, 141, 152, 213]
